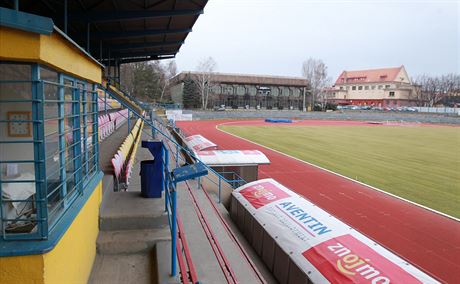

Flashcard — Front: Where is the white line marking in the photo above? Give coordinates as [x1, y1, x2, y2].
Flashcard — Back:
[216, 121, 459, 222]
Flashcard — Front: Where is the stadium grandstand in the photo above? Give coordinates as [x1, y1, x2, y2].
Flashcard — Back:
[0, 1, 456, 284]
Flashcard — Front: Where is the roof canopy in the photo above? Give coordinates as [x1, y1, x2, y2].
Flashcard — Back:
[2, 0, 207, 65]
[196, 150, 270, 166]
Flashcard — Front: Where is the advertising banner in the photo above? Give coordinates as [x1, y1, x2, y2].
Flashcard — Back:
[184, 134, 218, 152]
[196, 150, 270, 166]
[232, 179, 438, 283]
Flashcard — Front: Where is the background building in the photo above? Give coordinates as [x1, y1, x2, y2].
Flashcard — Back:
[326, 66, 416, 107]
[170, 72, 309, 110]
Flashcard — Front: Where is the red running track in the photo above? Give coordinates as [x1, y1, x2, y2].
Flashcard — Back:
[177, 119, 460, 283]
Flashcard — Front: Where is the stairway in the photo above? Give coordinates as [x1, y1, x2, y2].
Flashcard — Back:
[89, 137, 175, 284]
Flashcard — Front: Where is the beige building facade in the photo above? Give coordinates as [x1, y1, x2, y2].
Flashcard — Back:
[327, 66, 416, 107]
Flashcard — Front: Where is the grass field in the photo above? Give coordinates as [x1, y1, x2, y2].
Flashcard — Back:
[219, 124, 460, 218]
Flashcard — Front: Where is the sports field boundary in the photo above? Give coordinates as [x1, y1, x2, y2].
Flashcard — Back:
[217, 121, 460, 222]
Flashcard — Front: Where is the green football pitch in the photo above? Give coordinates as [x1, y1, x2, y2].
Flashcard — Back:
[219, 124, 460, 218]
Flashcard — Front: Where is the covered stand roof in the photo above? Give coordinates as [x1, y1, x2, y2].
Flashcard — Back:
[196, 150, 270, 166]
[2, 0, 208, 65]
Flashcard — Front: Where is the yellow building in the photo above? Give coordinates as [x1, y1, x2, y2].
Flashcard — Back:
[327, 66, 416, 107]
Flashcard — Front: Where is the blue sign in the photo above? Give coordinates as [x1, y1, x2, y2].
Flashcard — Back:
[172, 162, 208, 183]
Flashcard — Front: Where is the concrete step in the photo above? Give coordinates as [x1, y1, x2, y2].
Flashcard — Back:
[97, 228, 171, 254]
[88, 252, 154, 284]
[100, 191, 168, 231]
[154, 241, 181, 284]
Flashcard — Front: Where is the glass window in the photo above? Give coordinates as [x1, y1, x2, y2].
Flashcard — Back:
[0, 63, 38, 237]
[358, 86, 363, 90]
[364, 86, 369, 90]
[1, 63, 99, 238]
[389, 91, 395, 97]
[352, 86, 356, 90]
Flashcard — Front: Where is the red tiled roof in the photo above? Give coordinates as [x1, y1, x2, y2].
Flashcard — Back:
[335, 66, 404, 85]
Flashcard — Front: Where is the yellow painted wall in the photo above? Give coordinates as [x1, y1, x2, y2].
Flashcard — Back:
[43, 181, 102, 284]
[0, 26, 40, 61]
[0, 254, 44, 283]
[0, 181, 102, 284]
[39, 32, 101, 84]
[0, 26, 101, 84]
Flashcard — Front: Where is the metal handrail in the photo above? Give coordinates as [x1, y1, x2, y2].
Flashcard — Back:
[100, 84, 249, 278]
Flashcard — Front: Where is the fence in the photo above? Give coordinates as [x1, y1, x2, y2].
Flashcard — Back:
[414, 107, 460, 115]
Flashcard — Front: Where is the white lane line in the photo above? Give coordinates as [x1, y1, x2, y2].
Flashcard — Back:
[215, 122, 459, 222]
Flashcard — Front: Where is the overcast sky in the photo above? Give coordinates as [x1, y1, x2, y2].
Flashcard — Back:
[171, 0, 459, 80]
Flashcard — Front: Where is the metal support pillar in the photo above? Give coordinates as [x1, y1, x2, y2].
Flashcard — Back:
[104, 90, 107, 113]
[218, 177, 222, 203]
[14, 0, 18, 10]
[127, 109, 131, 133]
[64, 0, 68, 34]
[31, 64, 48, 239]
[108, 50, 111, 77]
[86, 23, 91, 52]
[171, 182, 177, 277]
[175, 144, 179, 167]
[117, 63, 121, 84]
[151, 112, 156, 139]
[99, 40, 103, 61]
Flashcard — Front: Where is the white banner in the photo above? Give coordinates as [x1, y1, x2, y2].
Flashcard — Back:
[196, 150, 270, 166]
[232, 179, 438, 284]
[184, 134, 217, 152]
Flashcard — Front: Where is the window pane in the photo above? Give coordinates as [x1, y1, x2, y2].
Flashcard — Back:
[40, 67, 58, 83]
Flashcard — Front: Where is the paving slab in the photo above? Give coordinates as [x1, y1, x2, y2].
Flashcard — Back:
[89, 252, 153, 284]
[99, 190, 168, 231]
[97, 228, 170, 254]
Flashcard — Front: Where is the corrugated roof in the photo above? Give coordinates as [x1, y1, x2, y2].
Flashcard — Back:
[335, 66, 404, 85]
[1, 0, 208, 65]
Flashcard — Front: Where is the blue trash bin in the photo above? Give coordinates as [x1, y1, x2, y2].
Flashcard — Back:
[140, 141, 165, 198]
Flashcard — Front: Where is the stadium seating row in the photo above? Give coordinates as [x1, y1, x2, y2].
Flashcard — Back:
[97, 97, 121, 110]
[98, 109, 130, 141]
[111, 118, 144, 190]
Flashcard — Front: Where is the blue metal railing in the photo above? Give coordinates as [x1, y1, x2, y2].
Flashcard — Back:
[0, 63, 99, 241]
[100, 85, 247, 277]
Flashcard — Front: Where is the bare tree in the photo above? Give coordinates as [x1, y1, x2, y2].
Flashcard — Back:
[411, 75, 430, 106]
[158, 61, 178, 104]
[301, 58, 329, 110]
[317, 76, 333, 110]
[194, 57, 217, 110]
[412, 74, 458, 107]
